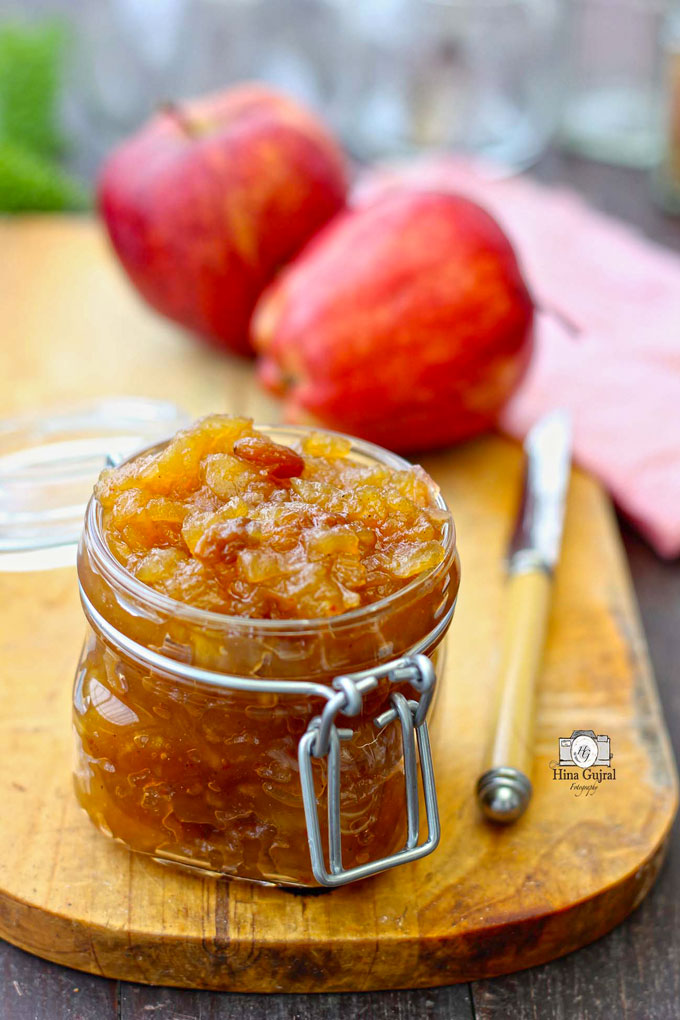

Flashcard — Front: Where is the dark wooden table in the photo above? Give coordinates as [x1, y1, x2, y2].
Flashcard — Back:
[2, 154, 680, 1020]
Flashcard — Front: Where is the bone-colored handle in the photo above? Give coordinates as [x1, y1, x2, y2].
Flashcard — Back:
[477, 569, 552, 822]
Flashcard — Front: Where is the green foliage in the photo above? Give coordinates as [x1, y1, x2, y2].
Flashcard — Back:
[0, 20, 91, 212]
[0, 21, 64, 158]
[0, 139, 89, 212]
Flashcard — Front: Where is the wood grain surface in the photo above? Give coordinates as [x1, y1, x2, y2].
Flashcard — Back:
[0, 216, 677, 996]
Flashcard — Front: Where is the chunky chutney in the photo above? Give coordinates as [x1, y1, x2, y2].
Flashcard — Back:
[94, 415, 449, 619]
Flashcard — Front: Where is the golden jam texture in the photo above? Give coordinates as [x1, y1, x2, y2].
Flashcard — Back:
[95, 415, 448, 619]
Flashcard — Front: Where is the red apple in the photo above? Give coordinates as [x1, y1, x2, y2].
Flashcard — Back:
[98, 85, 348, 356]
[253, 189, 534, 452]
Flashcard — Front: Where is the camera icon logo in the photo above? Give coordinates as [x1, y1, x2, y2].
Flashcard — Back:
[558, 730, 612, 769]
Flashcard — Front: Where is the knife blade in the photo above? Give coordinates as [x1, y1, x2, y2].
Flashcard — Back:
[476, 410, 572, 824]
[508, 408, 572, 574]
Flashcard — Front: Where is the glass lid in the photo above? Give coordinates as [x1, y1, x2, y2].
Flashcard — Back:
[0, 397, 189, 570]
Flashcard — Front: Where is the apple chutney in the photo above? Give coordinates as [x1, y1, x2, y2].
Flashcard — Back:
[73, 416, 460, 887]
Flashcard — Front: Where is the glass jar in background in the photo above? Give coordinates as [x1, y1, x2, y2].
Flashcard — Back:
[560, 0, 666, 167]
[16, 0, 564, 179]
[322, 0, 566, 170]
[72, 427, 460, 888]
[50, 0, 564, 179]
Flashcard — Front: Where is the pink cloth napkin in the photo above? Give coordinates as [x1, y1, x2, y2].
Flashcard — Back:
[355, 158, 680, 559]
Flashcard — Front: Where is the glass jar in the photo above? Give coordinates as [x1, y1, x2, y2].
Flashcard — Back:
[323, 0, 566, 170]
[72, 427, 460, 888]
[559, 0, 666, 168]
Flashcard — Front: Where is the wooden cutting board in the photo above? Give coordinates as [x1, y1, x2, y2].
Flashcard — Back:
[0, 218, 676, 992]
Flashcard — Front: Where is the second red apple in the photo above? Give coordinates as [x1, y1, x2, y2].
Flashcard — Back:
[253, 189, 534, 452]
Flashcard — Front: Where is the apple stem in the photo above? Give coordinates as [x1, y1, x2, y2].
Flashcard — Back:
[160, 101, 199, 137]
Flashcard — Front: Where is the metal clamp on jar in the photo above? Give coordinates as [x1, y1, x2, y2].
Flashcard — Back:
[299, 652, 441, 886]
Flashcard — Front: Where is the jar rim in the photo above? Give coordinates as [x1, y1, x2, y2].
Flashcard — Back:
[83, 424, 457, 636]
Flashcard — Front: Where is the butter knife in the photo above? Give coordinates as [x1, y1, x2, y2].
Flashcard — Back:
[476, 409, 572, 823]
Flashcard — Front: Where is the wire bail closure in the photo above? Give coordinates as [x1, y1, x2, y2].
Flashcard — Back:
[298, 653, 440, 887]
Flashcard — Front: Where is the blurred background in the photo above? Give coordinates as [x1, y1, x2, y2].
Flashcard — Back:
[1, 0, 679, 212]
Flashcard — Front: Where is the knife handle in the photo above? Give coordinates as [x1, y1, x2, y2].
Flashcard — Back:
[476, 567, 552, 823]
